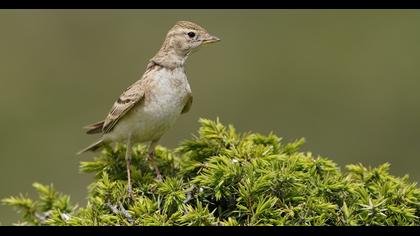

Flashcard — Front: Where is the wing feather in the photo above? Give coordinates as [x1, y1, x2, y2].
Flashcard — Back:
[181, 95, 193, 114]
[102, 80, 146, 133]
[83, 120, 105, 134]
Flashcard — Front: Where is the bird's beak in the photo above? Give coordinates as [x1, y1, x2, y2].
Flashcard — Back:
[202, 34, 221, 45]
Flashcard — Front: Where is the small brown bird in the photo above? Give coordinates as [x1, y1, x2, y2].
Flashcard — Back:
[78, 21, 220, 194]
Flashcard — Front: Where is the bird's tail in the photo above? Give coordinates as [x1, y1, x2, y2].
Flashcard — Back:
[83, 120, 104, 134]
[77, 139, 104, 155]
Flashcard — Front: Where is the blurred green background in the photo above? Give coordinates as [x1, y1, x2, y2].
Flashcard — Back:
[0, 10, 419, 224]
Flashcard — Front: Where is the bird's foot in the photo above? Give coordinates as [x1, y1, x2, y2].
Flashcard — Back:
[155, 169, 163, 182]
[148, 151, 163, 182]
[151, 160, 163, 181]
[127, 185, 134, 199]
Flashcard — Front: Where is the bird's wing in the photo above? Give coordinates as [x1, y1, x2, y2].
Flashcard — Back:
[181, 95, 193, 114]
[102, 80, 146, 133]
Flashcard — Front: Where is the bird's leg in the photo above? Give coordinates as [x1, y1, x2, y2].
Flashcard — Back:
[148, 139, 162, 181]
[125, 132, 134, 197]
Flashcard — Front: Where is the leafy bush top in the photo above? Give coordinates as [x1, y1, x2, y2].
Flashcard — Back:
[3, 118, 420, 225]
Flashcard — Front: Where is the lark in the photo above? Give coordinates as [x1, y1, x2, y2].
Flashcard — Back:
[77, 21, 220, 194]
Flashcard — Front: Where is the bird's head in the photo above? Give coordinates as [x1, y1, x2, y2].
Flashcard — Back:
[163, 21, 221, 56]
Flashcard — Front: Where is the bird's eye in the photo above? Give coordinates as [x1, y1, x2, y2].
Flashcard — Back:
[187, 32, 196, 38]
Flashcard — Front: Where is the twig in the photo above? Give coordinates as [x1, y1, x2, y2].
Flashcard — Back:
[106, 201, 134, 224]
[183, 185, 195, 204]
[119, 203, 134, 224]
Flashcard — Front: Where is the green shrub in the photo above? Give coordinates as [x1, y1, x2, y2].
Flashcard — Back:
[3, 118, 420, 225]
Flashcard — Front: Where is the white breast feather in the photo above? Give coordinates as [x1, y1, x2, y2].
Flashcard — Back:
[104, 68, 191, 143]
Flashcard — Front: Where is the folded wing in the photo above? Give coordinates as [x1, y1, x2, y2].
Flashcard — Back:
[102, 80, 146, 133]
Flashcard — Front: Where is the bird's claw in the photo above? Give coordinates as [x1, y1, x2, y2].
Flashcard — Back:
[127, 186, 135, 199]
[156, 173, 163, 182]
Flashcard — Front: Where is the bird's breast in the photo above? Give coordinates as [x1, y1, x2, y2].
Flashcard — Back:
[104, 68, 191, 143]
[128, 68, 190, 141]
[147, 68, 191, 113]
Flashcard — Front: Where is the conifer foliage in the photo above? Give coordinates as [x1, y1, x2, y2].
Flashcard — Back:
[3, 118, 420, 225]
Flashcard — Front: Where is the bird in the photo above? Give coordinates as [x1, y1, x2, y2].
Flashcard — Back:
[77, 21, 220, 195]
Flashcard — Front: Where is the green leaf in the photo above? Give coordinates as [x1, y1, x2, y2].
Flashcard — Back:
[3, 118, 420, 226]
